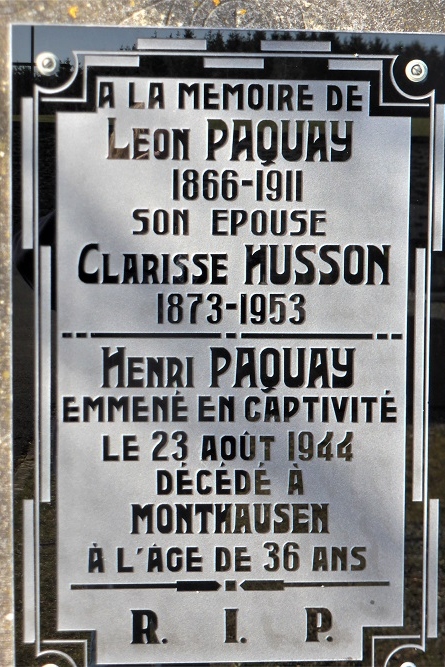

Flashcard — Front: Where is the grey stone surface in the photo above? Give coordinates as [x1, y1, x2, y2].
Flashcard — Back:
[2, 0, 445, 32]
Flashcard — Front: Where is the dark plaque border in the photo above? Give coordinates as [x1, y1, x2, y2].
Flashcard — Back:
[11, 27, 445, 667]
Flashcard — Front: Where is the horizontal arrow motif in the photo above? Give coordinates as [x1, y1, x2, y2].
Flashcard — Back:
[71, 580, 221, 592]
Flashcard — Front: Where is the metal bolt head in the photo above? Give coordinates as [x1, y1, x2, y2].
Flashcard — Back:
[405, 59, 428, 83]
[35, 51, 60, 76]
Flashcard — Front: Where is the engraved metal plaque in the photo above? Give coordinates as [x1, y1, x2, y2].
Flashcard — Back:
[12, 27, 444, 666]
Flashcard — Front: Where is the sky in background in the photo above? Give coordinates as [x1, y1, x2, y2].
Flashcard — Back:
[12, 24, 445, 66]
[12, 25, 206, 64]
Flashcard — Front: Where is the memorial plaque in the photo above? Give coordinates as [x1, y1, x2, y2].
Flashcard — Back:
[11, 26, 444, 666]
